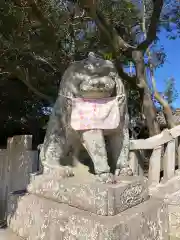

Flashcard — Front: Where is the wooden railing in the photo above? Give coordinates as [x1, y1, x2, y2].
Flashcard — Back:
[129, 125, 180, 188]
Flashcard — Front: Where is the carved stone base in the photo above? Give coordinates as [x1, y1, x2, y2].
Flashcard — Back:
[0, 229, 22, 240]
[28, 174, 149, 216]
[149, 175, 180, 240]
[167, 191, 180, 239]
[7, 193, 168, 240]
[4, 174, 169, 240]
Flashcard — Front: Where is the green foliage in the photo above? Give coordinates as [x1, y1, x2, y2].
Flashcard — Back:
[0, 75, 49, 145]
[0, 0, 143, 99]
[160, 0, 180, 39]
[128, 88, 142, 119]
[153, 77, 178, 110]
[163, 77, 178, 107]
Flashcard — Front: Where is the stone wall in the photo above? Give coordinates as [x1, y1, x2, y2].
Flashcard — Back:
[0, 135, 38, 220]
[0, 149, 8, 220]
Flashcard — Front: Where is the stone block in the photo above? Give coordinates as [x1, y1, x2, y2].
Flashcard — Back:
[165, 190, 180, 239]
[8, 193, 168, 240]
[28, 174, 149, 216]
[150, 175, 180, 200]
[7, 191, 27, 226]
[169, 236, 180, 240]
[7, 135, 34, 194]
[150, 176, 180, 239]
[0, 229, 22, 240]
[0, 149, 8, 220]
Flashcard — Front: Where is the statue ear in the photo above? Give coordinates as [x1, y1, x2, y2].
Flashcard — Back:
[88, 52, 96, 60]
[115, 74, 124, 96]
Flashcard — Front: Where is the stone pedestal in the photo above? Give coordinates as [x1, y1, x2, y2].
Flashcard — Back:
[5, 174, 169, 240]
[167, 190, 180, 240]
[27, 174, 149, 216]
[150, 175, 180, 240]
[0, 229, 21, 240]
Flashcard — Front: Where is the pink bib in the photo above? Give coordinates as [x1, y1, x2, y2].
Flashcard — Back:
[71, 97, 120, 130]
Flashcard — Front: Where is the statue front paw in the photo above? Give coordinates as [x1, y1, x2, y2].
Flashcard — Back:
[43, 164, 75, 178]
[95, 173, 116, 184]
[115, 167, 133, 177]
[63, 166, 75, 177]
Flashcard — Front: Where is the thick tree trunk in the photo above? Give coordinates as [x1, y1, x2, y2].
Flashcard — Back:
[148, 65, 175, 129]
[143, 87, 160, 135]
[152, 83, 175, 129]
[132, 50, 160, 136]
[163, 105, 175, 129]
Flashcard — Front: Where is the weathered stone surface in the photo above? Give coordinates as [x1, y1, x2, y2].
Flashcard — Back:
[169, 236, 180, 240]
[28, 175, 149, 216]
[0, 149, 8, 220]
[0, 229, 22, 240]
[7, 193, 168, 240]
[7, 135, 34, 193]
[150, 175, 180, 239]
[168, 205, 180, 239]
[165, 190, 180, 239]
[0, 135, 36, 221]
[150, 174, 180, 200]
[7, 192, 26, 226]
[40, 53, 132, 182]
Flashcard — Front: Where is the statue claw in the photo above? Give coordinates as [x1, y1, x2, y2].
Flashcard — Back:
[43, 164, 75, 178]
[115, 167, 133, 177]
[95, 173, 116, 184]
[63, 166, 75, 177]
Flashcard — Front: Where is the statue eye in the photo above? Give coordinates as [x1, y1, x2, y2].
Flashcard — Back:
[85, 64, 94, 70]
[109, 72, 116, 79]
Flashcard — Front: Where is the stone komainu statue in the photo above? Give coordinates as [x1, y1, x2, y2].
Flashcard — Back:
[40, 53, 132, 182]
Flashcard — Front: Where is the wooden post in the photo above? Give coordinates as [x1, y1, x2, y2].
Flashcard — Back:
[163, 139, 176, 181]
[148, 145, 162, 187]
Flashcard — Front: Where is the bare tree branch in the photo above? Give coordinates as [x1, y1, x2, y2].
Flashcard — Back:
[149, 66, 175, 128]
[12, 0, 69, 43]
[77, 0, 135, 54]
[0, 71, 10, 76]
[147, 49, 175, 128]
[31, 54, 59, 72]
[114, 59, 137, 87]
[138, 0, 164, 51]
[141, 0, 174, 129]
[132, 49, 160, 135]
[16, 66, 53, 103]
[76, 0, 138, 88]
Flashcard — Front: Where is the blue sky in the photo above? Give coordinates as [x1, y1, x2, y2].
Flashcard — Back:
[155, 32, 180, 108]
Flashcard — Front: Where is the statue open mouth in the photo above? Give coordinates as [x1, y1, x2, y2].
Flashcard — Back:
[80, 77, 115, 98]
[80, 90, 114, 98]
